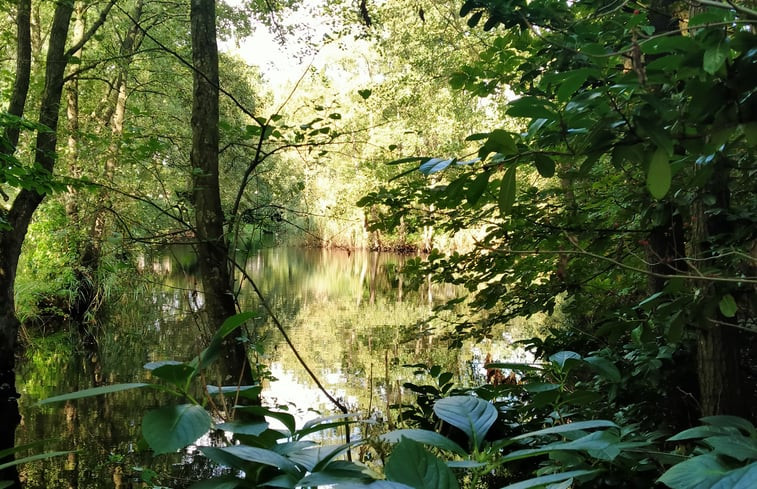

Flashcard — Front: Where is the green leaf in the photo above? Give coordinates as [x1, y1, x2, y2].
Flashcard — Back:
[466, 171, 490, 206]
[549, 351, 581, 368]
[703, 44, 728, 75]
[234, 405, 296, 435]
[148, 362, 196, 386]
[0, 451, 73, 471]
[534, 154, 555, 177]
[513, 420, 618, 440]
[711, 462, 757, 489]
[742, 123, 757, 147]
[583, 356, 621, 383]
[385, 439, 459, 489]
[706, 435, 757, 461]
[498, 167, 516, 217]
[501, 470, 600, 489]
[298, 461, 375, 486]
[718, 294, 738, 318]
[380, 429, 467, 456]
[646, 147, 671, 199]
[658, 453, 730, 489]
[142, 404, 212, 454]
[507, 96, 557, 120]
[38, 383, 149, 405]
[216, 311, 256, 340]
[358, 89, 372, 100]
[419, 158, 453, 175]
[556, 69, 591, 102]
[215, 421, 268, 436]
[210, 445, 300, 474]
[433, 396, 497, 448]
[702, 416, 757, 436]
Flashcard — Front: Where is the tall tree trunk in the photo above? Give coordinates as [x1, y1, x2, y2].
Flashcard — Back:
[0, 2, 74, 484]
[693, 160, 745, 417]
[190, 0, 253, 386]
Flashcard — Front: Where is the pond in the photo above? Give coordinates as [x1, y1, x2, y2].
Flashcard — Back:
[15, 247, 532, 488]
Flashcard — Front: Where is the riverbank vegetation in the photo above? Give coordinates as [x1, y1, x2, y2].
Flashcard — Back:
[1, 0, 755, 487]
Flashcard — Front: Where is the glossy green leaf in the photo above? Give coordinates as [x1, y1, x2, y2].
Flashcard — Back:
[703, 44, 728, 75]
[718, 294, 738, 318]
[647, 147, 671, 199]
[234, 405, 296, 435]
[583, 356, 621, 382]
[706, 435, 757, 461]
[385, 438, 459, 489]
[658, 453, 729, 489]
[502, 470, 599, 489]
[702, 416, 757, 436]
[419, 158, 453, 175]
[433, 396, 497, 447]
[498, 167, 516, 217]
[549, 351, 581, 368]
[214, 445, 300, 474]
[142, 404, 212, 454]
[215, 421, 268, 436]
[148, 362, 196, 386]
[513, 420, 618, 440]
[507, 96, 557, 120]
[534, 154, 555, 177]
[466, 171, 490, 206]
[38, 383, 149, 405]
[380, 429, 467, 456]
[298, 460, 375, 486]
[711, 462, 757, 489]
[556, 69, 590, 102]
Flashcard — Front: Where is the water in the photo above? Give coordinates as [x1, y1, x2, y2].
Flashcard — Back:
[14, 247, 530, 488]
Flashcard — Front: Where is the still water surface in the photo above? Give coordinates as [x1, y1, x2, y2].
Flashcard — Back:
[15, 247, 527, 488]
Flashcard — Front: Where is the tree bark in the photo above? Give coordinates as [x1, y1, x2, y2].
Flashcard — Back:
[0, 1, 74, 484]
[190, 0, 254, 386]
[693, 160, 745, 417]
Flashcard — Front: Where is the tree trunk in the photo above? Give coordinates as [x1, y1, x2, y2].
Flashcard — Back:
[0, 2, 74, 484]
[190, 0, 253, 386]
[693, 160, 745, 417]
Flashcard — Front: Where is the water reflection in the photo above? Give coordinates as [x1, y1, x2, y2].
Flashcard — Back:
[15, 247, 527, 488]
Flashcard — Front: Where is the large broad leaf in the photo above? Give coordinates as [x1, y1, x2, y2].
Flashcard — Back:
[380, 429, 467, 456]
[433, 396, 497, 448]
[385, 438, 459, 489]
[215, 420, 268, 436]
[702, 416, 757, 436]
[38, 383, 149, 405]
[646, 147, 671, 199]
[703, 44, 728, 74]
[217, 445, 300, 474]
[501, 469, 600, 489]
[658, 453, 730, 489]
[234, 405, 296, 435]
[147, 362, 196, 387]
[711, 462, 757, 489]
[297, 460, 375, 486]
[705, 436, 757, 461]
[498, 167, 516, 217]
[142, 404, 212, 455]
[513, 420, 618, 440]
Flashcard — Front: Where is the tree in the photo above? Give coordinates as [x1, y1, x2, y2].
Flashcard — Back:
[362, 0, 756, 422]
[0, 0, 114, 481]
[190, 0, 255, 385]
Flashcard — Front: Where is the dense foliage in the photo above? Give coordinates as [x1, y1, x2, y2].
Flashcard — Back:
[1, 0, 755, 487]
